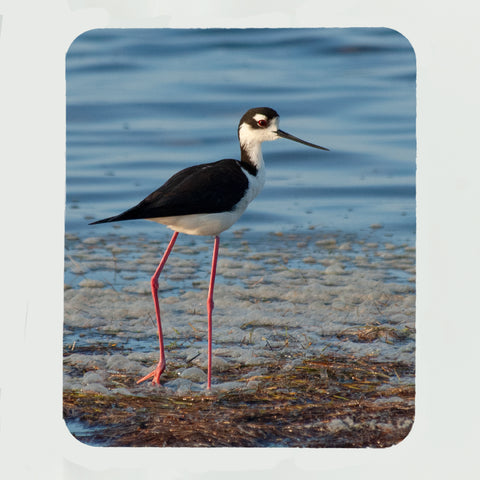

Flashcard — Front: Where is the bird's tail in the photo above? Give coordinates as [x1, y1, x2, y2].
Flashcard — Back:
[89, 206, 146, 225]
[89, 214, 126, 225]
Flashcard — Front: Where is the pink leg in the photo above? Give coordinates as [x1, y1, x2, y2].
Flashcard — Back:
[137, 231, 179, 385]
[207, 235, 220, 389]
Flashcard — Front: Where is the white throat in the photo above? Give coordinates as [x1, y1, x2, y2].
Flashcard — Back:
[239, 134, 265, 170]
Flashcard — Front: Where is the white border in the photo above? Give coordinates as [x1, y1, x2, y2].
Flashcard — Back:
[1, 1, 479, 478]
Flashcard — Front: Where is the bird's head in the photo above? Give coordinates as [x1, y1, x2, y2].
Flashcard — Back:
[238, 107, 329, 151]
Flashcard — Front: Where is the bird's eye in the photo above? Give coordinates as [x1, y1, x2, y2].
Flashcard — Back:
[257, 119, 267, 127]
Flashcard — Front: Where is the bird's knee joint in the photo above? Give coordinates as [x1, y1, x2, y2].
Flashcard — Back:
[207, 298, 214, 312]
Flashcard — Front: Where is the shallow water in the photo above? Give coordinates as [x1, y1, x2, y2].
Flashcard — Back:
[64, 230, 415, 394]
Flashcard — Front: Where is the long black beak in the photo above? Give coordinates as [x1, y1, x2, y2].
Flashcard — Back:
[276, 129, 329, 151]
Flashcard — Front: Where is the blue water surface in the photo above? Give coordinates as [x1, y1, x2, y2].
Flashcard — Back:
[66, 28, 415, 246]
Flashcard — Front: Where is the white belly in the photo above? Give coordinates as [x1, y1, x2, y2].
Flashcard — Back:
[149, 209, 245, 236]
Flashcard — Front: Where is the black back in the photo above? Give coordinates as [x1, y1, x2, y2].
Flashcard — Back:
[90, 159, 249, 224]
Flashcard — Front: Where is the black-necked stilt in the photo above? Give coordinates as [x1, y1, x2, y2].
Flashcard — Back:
[90, 107, 328, 389]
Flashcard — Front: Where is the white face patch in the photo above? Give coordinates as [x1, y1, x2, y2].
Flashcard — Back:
[253, 113, 268, 123]
[252, 114, 279, 131]
[269, 116, 279, 130]
[238, 115, 280, 147]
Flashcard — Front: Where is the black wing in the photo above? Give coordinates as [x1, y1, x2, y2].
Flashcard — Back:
[90, 159, 249, 224]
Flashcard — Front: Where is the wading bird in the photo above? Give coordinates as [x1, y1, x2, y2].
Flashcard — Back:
[90, 107, 328, 389]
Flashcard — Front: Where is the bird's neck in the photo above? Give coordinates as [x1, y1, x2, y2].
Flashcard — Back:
[240, 140, 264, 177]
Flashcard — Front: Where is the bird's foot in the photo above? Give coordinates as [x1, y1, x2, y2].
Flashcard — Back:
[137, 362, 165, 385]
